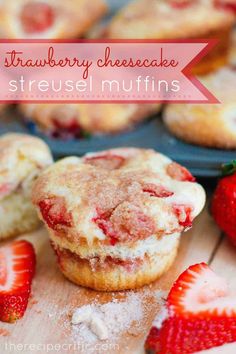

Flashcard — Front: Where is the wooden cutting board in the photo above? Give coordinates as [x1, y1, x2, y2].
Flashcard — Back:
[0, 203, 236, 354]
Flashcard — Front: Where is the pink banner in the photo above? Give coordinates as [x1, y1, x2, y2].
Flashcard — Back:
[0, 40, 218, 103]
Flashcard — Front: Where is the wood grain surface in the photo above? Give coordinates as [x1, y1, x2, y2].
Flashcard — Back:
[0, 203, 235, 354]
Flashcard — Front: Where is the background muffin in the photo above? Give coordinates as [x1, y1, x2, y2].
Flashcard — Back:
[32, 148, 205, 291]
[163, 68, 236, 149]
[19, 103, 161, 138]
[105, 0, 236, 75]
[0, 133, 53, 240]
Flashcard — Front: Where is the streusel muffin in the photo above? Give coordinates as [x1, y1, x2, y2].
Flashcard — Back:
[163, 68, 236, 149]
[0, 0, 107, 39]
[32, 148, 205, 291]
[19, 103, 161, 138]
[0, 133, 53, 240]
[105, 0, 236, 75]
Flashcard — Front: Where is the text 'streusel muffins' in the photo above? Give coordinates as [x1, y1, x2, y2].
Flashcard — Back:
[32, 148, 205, 291]
[163, 68, 236, 149]
[0, 133, 53, 240]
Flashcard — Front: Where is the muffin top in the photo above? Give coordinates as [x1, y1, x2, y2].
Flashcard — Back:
[32, 148, 205, 246]
[0, 133, 53, 200]
[164, 68, 236, 117]
[106, 0, 235, 39]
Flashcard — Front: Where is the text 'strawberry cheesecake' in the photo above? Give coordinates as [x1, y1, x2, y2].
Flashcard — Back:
[19, 103, 161, 138]
[145, 263, 236, 354]
[0, 133, 53, 240]
[105, 0, 236, 75]
[0, 0, 107, 39]
[163, 68, 236, 149]
[32, 148, 205, 291]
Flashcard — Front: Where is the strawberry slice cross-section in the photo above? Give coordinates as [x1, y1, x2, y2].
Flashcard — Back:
[0, 240, 36, 323]
[145, 263, 236, 354]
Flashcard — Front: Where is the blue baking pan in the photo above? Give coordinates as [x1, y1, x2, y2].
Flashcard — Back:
[0, 107, 235, 178]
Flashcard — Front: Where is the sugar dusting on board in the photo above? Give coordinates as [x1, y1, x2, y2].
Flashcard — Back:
[47, 288, 167, 353]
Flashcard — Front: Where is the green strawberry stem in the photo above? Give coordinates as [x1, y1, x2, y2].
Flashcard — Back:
[222, 160, 236, 176]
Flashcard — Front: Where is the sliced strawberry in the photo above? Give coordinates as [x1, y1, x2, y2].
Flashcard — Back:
[143, 183, 174, 198]
[145, 263, 236, 354]
[0, 240, 36, 323]
[146, 316, 236, 354]
[167, 162, 195, 182]
[168, 263, 229, 316]
[169, 0, 195, 9]
[84, 154, 125, 170]
[173, 204, 193, 228]
[38, 197, 72, 231]
[20, 2, 54, 34]
[214, 0, 236, 13]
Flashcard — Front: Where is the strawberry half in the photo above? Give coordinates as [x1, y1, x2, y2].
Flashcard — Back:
[145, 263, 236, 354]
[0, 240, 36, 323]
[211, 160, 236, 245]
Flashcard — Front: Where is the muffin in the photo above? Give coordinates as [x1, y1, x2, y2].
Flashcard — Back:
[0, 133, 53, 240]
[163, 68, 236, 149]
[229, 28, 236, 68]
[19, 103, 161, 138]
[105, 0, 236, 75]
[32, 148, 205, 291]
[0, 0, 107, 39]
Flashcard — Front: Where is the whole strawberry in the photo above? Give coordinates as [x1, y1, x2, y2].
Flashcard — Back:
[211, 160, 236, 245]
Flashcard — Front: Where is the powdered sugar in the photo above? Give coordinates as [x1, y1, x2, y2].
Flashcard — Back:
[46, 288, 167, 353]
[71, 291, 144, 346]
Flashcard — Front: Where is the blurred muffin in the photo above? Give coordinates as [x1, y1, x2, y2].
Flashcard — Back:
[32, 148, 205, 291]
[229, 28, 236, 67]
[163, 68, 236, 149]
[105, 0, 236, 75]
[0, 104, 7, 113]
[0, 133, 53, 240]
[0, 0, 107, 39]
[19, 103, 161, 138]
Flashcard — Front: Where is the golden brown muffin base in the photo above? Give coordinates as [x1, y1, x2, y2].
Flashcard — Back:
[53, 244, 178, 291]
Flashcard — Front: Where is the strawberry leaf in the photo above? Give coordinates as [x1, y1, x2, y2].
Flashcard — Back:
[222, 160, 236, 176]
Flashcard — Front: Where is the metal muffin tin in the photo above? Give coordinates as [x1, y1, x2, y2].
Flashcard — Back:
[0, 108, 235, 178]
[0, 0, 235, 178]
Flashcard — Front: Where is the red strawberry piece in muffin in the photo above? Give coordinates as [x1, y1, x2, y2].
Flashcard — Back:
[166, 162, 196, 182]
[20, 2, 54, 34]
